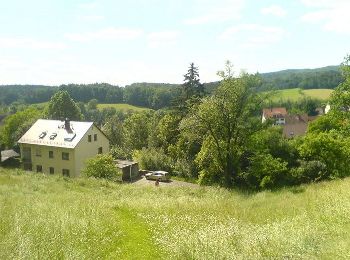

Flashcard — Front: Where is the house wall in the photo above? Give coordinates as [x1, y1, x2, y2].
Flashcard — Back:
[74, 125, 110, 177]
[19, 143, 75, 176]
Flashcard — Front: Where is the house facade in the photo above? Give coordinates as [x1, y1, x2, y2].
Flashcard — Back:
[18, 119, 109, 177]
[262, 107, 288, 125]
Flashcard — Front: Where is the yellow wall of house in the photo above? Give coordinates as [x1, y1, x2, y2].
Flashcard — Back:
[19, 125, 109, 177]
[19, 143, 75, 176]
[74, 125, 110, 177]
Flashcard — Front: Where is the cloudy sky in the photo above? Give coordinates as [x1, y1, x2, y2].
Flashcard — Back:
[0, 0, 349, 85]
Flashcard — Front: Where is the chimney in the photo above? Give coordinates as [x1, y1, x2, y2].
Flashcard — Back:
[64, 118, 70, 130]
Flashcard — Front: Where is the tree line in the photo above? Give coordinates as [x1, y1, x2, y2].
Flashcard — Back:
[0, 65, 343, 108]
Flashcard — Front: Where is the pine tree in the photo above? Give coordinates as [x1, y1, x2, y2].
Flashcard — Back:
[173, 63, 205, 115]
[183, 63, 205, 100]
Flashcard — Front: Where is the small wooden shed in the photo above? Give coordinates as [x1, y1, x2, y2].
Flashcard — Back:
[115, 160, 139, 181]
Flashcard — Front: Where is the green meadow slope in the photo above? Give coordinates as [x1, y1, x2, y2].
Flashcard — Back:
[1, 168, 350, 259]
[271, 88, 333, 102]
[97, 103, 151, 112]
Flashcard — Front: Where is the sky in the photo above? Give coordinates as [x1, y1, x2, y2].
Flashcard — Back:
[0, 0, 349, 86]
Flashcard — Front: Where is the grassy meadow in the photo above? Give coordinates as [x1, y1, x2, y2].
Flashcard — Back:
[271, 88, 333, 102]
[97, 103, 151, 112]
[1, 168, 350, 259]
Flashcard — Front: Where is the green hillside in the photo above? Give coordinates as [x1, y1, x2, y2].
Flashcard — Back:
[1, 168, 350, 259]
[271, 88, 333, 101]
[97, 103, 151, 112]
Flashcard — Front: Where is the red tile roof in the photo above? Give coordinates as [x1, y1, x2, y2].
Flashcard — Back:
[263, 107, 287, 118]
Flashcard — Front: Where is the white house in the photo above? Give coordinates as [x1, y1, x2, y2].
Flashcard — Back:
[18, 119, 110, 177]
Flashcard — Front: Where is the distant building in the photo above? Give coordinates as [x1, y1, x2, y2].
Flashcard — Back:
[262, 107, 288, 125]
[18, 119, 109, 177]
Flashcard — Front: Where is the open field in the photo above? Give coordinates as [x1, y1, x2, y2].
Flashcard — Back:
[1, 168, 350, 259]
[97, 103, 151, 112]
[272, 88, 333, 101]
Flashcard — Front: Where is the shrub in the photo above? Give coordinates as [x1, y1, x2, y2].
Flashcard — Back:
[290, 160, 328, 184]
[241, 153, 289, 190]
[132, 148, 172, 172]
[83, 154, 121, 181]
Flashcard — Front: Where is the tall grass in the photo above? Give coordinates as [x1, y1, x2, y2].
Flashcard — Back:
[1, 168, 350, 259]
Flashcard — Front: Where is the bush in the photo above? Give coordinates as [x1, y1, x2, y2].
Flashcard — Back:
[290, 160, 328, 184]
[241, 153, 289, 190]
[133, 148, 172, 172]
[83, 154, 121, 181]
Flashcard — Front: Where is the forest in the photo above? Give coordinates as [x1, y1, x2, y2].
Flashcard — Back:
[0, 65, 342, 109]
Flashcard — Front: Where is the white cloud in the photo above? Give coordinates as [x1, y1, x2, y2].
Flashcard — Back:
[301, 0, 350, 34]
[261, 5, 287, 17]
[184, 0, 245, 25]
[147, 31, 180, 48]
[0, 37, 66, 49]
[219, 24, 287, 47]
[65, 27, 143, 42]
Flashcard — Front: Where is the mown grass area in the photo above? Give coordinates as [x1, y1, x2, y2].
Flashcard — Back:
[1, 168, 350, 259]
[271, 88, 333, 101]
[97, 103, 151, 112]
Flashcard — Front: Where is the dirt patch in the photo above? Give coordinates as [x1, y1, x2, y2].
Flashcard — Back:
[133, 176, 198, 188]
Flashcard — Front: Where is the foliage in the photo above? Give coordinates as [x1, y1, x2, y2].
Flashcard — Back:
[184, 61, 265, 187]
[260, 65, 342, 91]
[0, 107, 41, 148]
[123, 112, 152, 150]
[87, 99, 98, 110]
[298, 132, 350, 179]
[133, 147, 172, 172]
[242, 153, 289, 189]
[290, 160, 328, 184]
[110, 145, 132, 160]
[83, 154, 121, 180]
[102, 116, 124, 146]
[45, 90, 82, 120]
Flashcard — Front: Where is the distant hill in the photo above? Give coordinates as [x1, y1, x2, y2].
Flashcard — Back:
[259, 65, 342, 91]
[0, 65, 343, 108]
[204, 65, 343, 93]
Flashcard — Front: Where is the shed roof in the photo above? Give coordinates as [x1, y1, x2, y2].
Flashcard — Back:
[1, 149, 20, 162]
[18, 119, 93, 149]
[115, 159, 138, 169]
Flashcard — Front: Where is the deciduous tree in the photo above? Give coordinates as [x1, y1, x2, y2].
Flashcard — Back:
[45, 90, 82, 120]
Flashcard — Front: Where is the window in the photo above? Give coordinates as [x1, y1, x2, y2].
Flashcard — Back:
[36, 148, 42, 157]
[39, 132, 47, 139]
[62, 169, 70, 177]
[98, 147, 103, 154]
[49, 151, 54, 158]
[36, 165, 42, 173]
[62, 152, 69, 160]
[49, 133, 57, 140]
[94, 134, 97, 141]
[88, 135, 92, 142]
[49, 167, 54, 174]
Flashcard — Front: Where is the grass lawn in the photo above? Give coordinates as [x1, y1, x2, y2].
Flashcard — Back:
[97, 103, 151, 112]
[1, 168, 350, 259]
[271, 88, 333, 102]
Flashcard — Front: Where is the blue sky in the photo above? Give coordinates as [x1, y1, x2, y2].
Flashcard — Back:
[0, 0, 349, 85]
